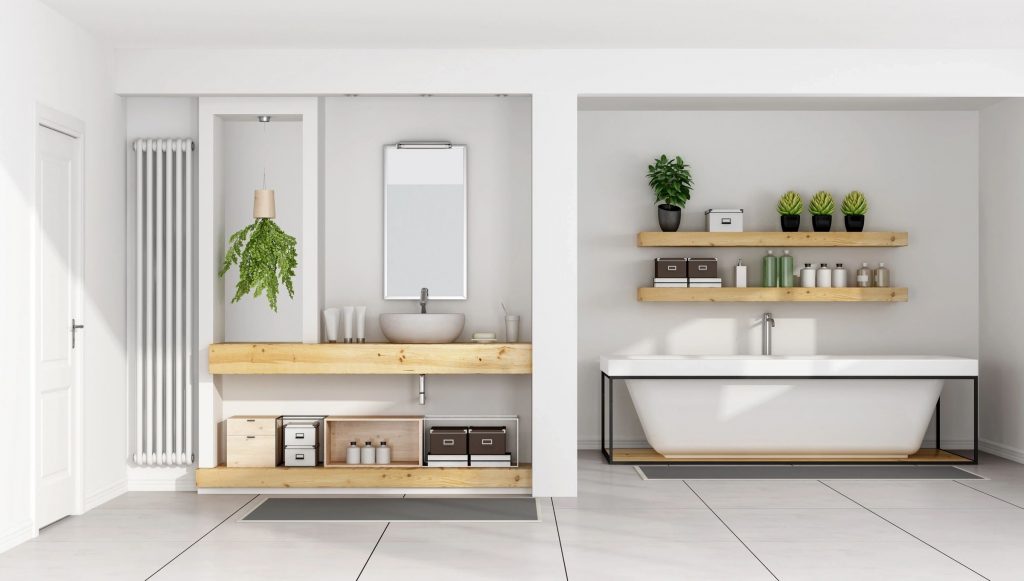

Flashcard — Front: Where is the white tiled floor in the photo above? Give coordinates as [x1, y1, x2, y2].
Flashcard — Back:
[4, 451, 1024, 580]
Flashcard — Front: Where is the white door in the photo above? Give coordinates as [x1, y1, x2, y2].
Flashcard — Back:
[35, 124, 82, 528]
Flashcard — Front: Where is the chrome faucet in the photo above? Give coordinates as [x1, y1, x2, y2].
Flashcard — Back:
[762, 312, 775, 356]
[419, 288, 429, 314]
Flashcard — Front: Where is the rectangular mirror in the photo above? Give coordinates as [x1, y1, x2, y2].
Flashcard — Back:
[384, 143, 467, 300]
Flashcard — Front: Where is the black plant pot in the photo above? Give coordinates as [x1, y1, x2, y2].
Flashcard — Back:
[812, 215, 832, 232]
[658, 204, 681, 232]
[780, 215, 800, 232]
[844, 215, 865, 232]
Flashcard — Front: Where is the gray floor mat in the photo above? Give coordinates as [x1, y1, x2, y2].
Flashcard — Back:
[242, 497, 540, 522]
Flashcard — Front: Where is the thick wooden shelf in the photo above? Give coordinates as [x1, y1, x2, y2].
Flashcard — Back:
[208, 342, 532, 375]
[638, 287, 908, 303]
[637, 231, 908, 247]
[195, 464, 532, 489]
[608, 448, 971, 463]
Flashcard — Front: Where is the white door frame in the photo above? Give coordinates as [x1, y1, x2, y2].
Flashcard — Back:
[32, 104, 86, 533]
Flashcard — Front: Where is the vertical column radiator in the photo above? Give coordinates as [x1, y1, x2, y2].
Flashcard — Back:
[132, 139, 194, 466]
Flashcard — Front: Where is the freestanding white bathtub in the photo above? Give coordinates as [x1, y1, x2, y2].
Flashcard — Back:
[600, 355, 978, 459]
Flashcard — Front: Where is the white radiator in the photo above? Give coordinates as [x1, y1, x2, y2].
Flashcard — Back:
[132, 139, 194, 466]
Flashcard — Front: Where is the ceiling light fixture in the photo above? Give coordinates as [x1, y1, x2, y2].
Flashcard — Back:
[253, 115, 276, 219]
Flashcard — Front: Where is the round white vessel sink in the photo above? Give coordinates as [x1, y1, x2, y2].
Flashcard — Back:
[379, 313, 465, 344]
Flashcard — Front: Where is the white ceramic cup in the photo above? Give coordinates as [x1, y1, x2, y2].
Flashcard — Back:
[505, 315, 520, 343]
[322, 308, 341, 343]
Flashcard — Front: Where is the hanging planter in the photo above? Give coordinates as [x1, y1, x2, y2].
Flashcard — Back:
[218, 116, 299, 312]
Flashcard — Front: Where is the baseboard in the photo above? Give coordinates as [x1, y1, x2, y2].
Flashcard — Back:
[980, 439, 1024, 464]
[578, 439, 647, 450]
[83, 479, 128, 512]
[127, 465, 196, 492]
[0, 520, 34, 555]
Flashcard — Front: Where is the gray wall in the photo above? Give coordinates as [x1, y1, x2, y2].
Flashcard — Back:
[578, 109, 979, 447]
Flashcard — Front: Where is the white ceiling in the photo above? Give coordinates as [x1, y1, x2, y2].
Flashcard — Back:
[40, 0, 1024, 49]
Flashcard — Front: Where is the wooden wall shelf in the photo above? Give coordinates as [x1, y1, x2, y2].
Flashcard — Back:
[208, 342, 532, 375]
[637, 231, 908, 248]
[638, 287, 908, 303]
[195, 464, 532, 489]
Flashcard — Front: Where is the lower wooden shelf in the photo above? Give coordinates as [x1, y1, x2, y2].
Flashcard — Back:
[195, 464, 532, 489]
[606, 448, 971, 463]
[638, 287, 908, 302]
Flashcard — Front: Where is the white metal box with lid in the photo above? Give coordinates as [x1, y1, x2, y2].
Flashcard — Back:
[705, 209, 744, 232]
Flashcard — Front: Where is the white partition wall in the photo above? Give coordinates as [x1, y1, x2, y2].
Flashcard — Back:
[196, 97, 320, 468]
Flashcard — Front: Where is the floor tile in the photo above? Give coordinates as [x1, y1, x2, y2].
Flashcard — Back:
[0, 540, 186, 581]
[874, 508, 1024, 543]
[362, 532, 566, 581]
[555, 506, 734, 542]
[716, 508, 911, 542]
[98, 492, 254, 513]
[151, 540, 374, 580]
[747, 541, 982, 581]
[33, 508, 233, 543]
[688, 479, 857, 509]
[382, 499, 559, 543]
[206, 517, 386, 543]
[922, 541, 1024, 581]
[956, 479, 1024, 508]
[555, 471, 705, 509]
[561, 539, 774, 581]
[823, 480, 1012, 509]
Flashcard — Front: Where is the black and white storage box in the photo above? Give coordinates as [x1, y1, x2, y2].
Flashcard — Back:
[704, 209, 744, 232]
[427, 454, 469, 467]
[470, 454, 513, 467]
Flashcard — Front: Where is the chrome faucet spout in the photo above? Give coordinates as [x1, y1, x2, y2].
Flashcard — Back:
[419, 288, 429, 314]
[762, 312, 775, 356]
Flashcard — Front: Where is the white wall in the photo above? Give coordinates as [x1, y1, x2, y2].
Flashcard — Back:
[578, 108, 980, 447]
[219, 96, 535, 461]
[980, 100, 1024, 462]
[0, 0, 124, 550]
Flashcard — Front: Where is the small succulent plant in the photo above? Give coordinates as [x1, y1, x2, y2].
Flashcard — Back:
[809, 191, 835, 216]
[777, 191, 803, 216]
[841, 190, 868, 216]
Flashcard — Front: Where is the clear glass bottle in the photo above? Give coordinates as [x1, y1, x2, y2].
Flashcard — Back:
[856, 262, 872, 288]
[762, 250, 778, 288]
[874, 262, 891, 288]
[779, 250, 794, 288]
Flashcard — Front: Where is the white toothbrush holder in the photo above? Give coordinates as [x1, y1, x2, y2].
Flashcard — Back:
[322, 308, 341, 343]
[355, 306, 367, 343]
[342, 306, 355, 343]
[505, 315, 520, 343]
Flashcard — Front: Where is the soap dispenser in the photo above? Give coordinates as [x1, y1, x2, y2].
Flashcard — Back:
[376, 441, 392, 465]
[832, 263, 848, 288]
[361, 441, 376, 464]
[800, 263, 817, 288]
[816, 263, 832, 288]
[735, 259, 748, 288]
[346, 441, 361, 465]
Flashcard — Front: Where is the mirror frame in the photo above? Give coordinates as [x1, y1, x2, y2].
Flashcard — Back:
[382, 143, 468, 300]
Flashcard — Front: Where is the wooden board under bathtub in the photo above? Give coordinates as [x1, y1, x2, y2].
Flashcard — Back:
[606, 448, 973, 464]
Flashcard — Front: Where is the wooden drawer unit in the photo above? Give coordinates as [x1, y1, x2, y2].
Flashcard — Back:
[227, 415, 281, 437]
[226, 415, 282, 467]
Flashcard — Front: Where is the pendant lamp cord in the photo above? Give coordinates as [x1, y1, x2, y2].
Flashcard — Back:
[262, 117, 267, 189]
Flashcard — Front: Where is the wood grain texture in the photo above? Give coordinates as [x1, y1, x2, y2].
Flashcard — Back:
[637, 287, 908, 302]
[607, 448, 971, 463]
[324, 416, 424, 467]
[195, 464, 532, 488]
[637, 231, 908, 247]
[208, 343, 532, 375]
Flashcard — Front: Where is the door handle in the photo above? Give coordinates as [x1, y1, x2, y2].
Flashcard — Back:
[71, 318, 84, 349]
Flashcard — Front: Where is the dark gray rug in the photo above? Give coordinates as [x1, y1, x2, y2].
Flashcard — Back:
[242, 497, 539, 522]
[639, 465, 983, 480]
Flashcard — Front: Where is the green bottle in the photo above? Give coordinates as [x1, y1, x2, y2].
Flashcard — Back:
[762, 250, 778, 288]
[779, 250, 795, 288]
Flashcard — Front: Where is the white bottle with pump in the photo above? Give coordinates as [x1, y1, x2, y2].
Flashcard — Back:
[800, 264, 817, 288]
[816, 263, 832, 288]
[734, 259, 747, 288]
[832, 263, 848, 288]
[361, 441, 376, 465]
[346, 441, 361, 465]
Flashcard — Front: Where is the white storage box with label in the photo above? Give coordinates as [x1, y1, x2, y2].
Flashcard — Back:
[705, 209, 744, 232]
[284, 447, 317, 467]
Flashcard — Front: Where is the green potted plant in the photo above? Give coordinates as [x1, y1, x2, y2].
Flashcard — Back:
[777, 191, 803, 232]
[841, 190, 868, 232]
[646, 154, 693, 232]
[809, 191, 835, 232]
[219, 216, 298, 312]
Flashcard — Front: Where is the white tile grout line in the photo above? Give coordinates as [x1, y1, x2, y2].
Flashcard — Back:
[682, 480, 780, 581]
[355, 522, 390, 580]
[550, 498, 570, 581]
[143, 494, 261, 580]
[817, 481, 990, 581]
[953, 480, 1024, 510]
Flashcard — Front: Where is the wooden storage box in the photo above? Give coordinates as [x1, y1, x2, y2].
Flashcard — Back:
[226, 415, 282, 467]
[324, 416, 423, 467]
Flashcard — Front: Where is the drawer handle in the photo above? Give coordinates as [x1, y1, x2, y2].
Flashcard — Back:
[246, 419, 256, 422]
[295, 433, 305, 439]
[443, 439, 455, 446]
[667, 265, 677, 271]
[295, 453, 305, 460]
[481, 438, 493, 445]
[246, 436, 255, 439]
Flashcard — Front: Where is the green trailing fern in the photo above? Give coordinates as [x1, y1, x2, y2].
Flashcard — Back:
[219, 218, 298, 312]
